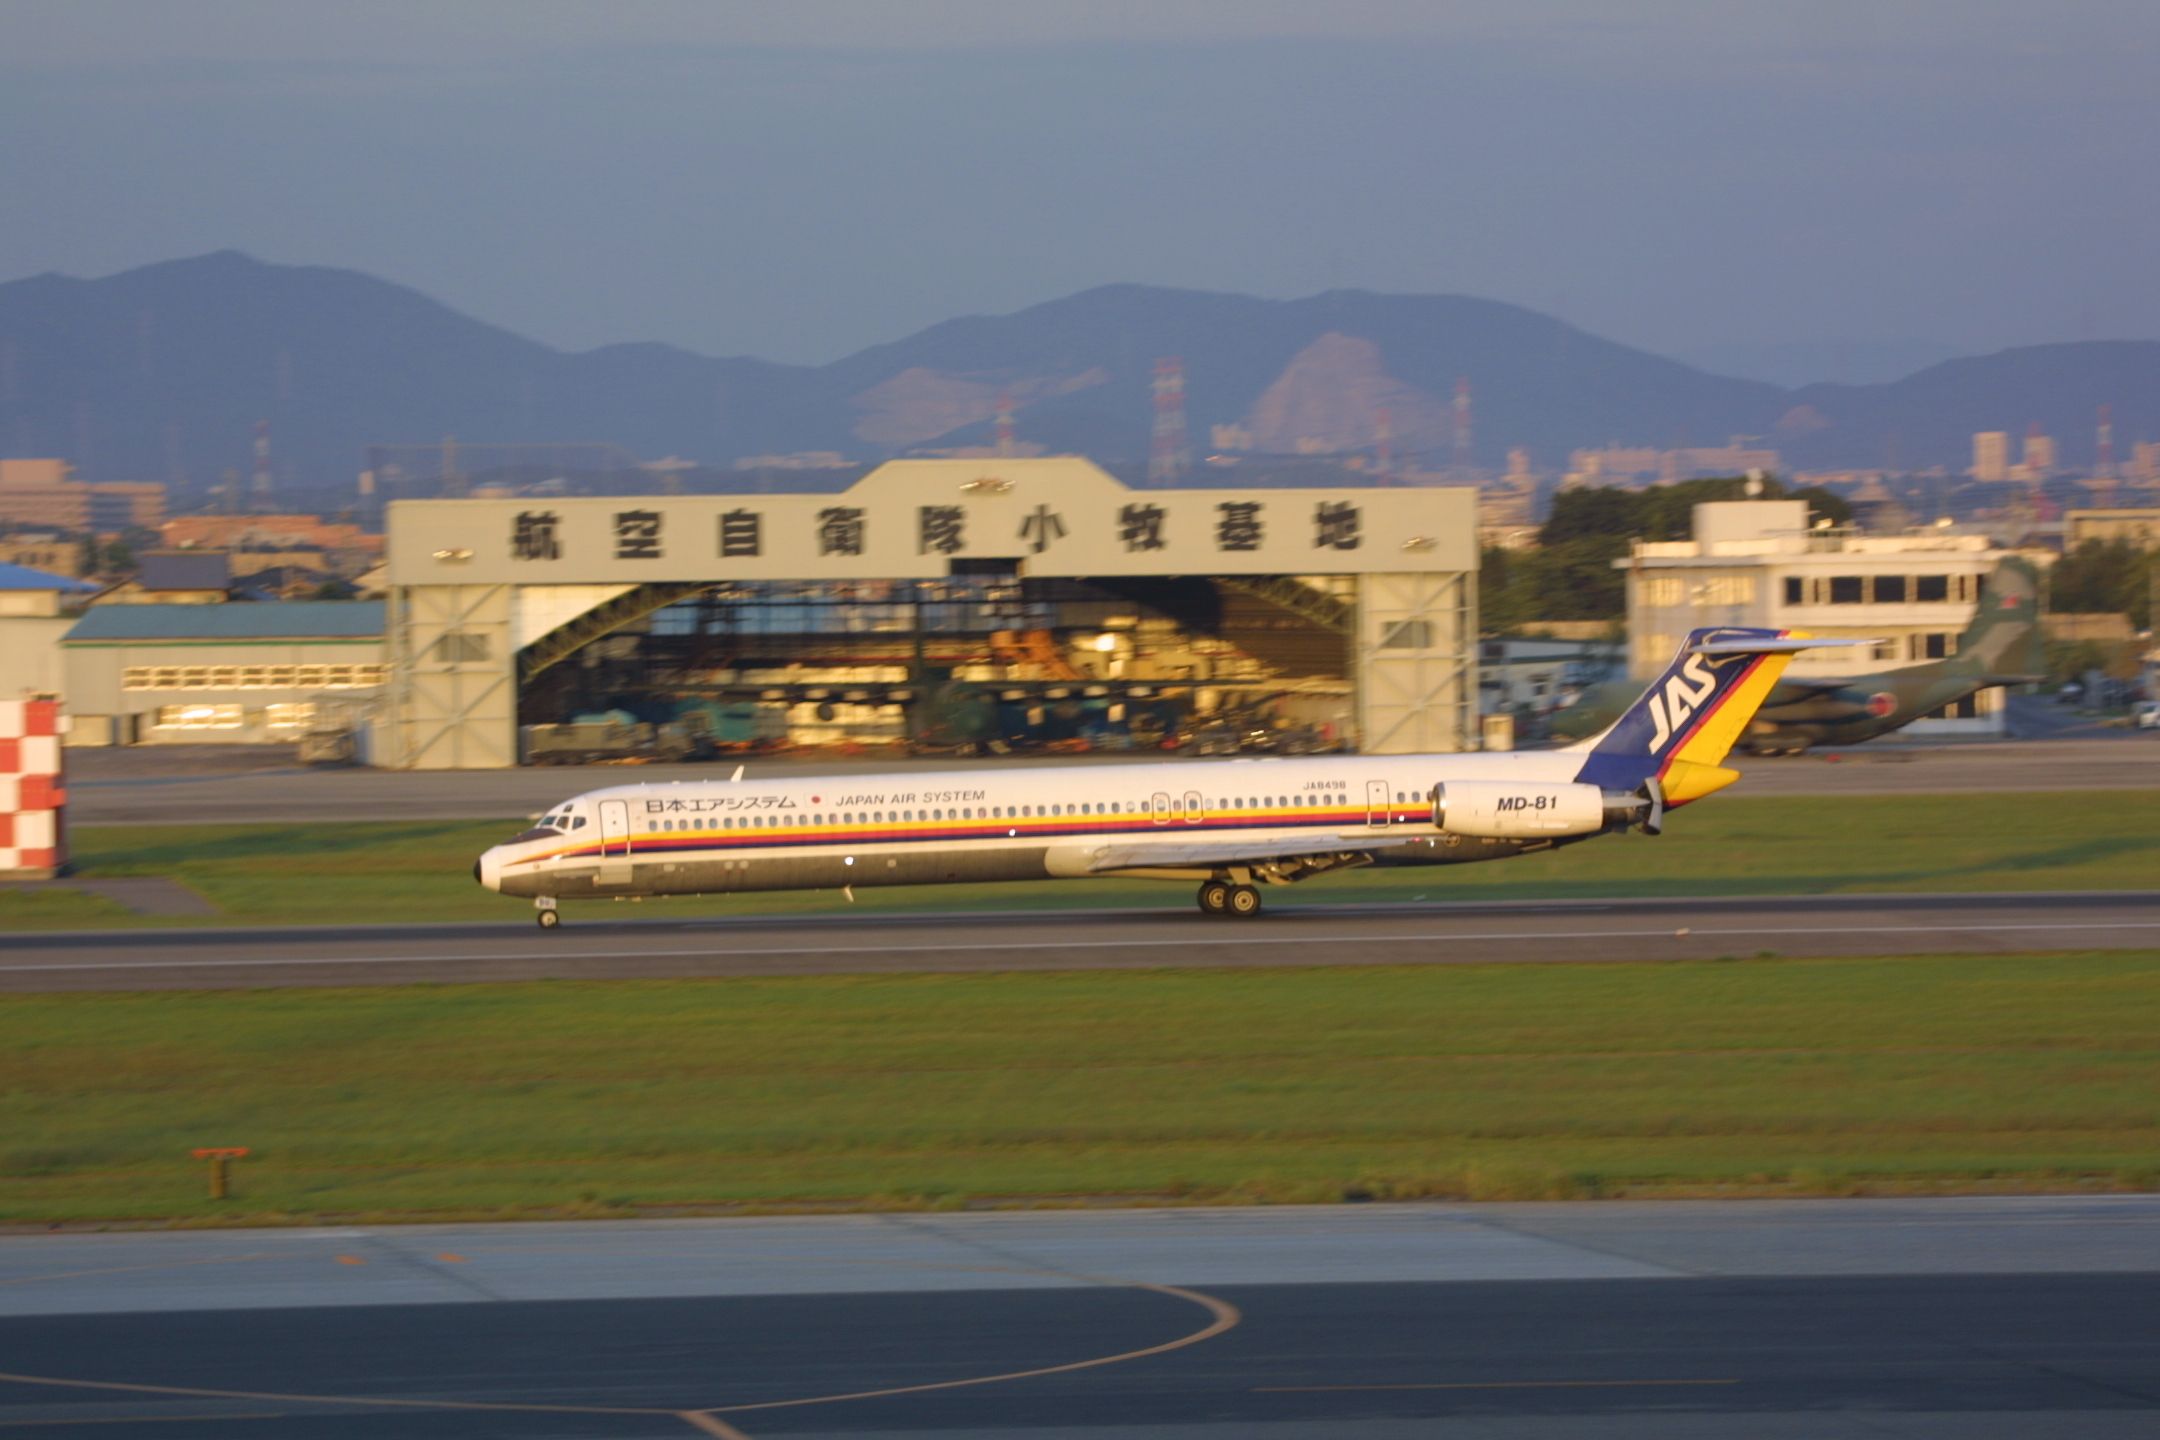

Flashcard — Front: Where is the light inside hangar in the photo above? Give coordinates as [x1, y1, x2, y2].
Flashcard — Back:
[381, 458, 1477, 769]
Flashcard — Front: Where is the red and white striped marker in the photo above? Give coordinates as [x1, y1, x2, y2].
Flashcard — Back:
[0, 699, 66, 878]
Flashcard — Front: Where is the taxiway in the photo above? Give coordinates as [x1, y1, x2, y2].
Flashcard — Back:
[0, 1198, 2154, 1437]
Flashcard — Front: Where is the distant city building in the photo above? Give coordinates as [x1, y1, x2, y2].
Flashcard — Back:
[732, 453, 853, 471]
[2130, 442, 2160, 485]
[1562, 442, 1778, 489]
[0, 460, 165, 533]
[2010, 430, 2057, 483]
[1477, 449, 1541, 536]
[1972, 432, 2011, 482]
[1620, 499, 2018, 735]
[0, 535, 85, 579]
[162, 514, 383, 560]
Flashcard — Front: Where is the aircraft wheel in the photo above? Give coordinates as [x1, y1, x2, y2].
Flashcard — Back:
[1226, 883, 1263, 918]
[1197, 880, 1232, 916]
[537, 909, 561, 930]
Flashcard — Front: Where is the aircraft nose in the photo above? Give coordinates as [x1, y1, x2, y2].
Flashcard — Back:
[476, 848, 503, 892]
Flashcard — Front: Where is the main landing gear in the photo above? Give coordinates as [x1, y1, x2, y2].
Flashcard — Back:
[535, 897, 561, 930]
[1197, 879, 1264, 918]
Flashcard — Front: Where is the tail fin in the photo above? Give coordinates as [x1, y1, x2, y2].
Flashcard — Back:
[1952, 556, 2045, 682]
[1568, 628, 1843, 803]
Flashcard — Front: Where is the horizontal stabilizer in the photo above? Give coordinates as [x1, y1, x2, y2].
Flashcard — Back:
[1689, 635, 1879, 656]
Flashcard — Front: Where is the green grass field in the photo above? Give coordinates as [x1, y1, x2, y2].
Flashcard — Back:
[5, 789, 2157, 930]
[4, 954, 2156, 1224]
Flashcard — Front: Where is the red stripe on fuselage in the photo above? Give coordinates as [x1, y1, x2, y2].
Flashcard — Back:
[504, 805, 1418, 868]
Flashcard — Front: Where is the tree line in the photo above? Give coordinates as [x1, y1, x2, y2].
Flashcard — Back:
[2049, 538, 2154, 631]
[1480, 476, 1852, 628]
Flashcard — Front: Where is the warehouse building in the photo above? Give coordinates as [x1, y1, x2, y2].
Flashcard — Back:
[61, 602, 385, 746]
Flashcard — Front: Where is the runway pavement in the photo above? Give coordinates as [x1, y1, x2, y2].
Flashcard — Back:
[3, 890, 2156, 991]
[0, 1198, 2154, 1436]
[60, 733, 2160, 825]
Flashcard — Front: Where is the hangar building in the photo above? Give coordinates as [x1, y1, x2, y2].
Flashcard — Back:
[382, 458, 1478, 769]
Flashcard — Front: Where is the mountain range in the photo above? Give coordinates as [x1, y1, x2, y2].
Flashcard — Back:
[0, 252, 2151, 491]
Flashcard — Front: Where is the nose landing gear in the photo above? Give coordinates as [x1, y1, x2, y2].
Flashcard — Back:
[535, 897, 561, 930]
[1196, 879, 1263, 918]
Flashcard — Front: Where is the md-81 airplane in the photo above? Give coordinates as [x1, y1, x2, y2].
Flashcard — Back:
[477, 627, 1858, 927]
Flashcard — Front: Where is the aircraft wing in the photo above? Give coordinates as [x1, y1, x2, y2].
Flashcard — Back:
[1080, 834, 1420, 874]
[1767, 677, 1850, 701]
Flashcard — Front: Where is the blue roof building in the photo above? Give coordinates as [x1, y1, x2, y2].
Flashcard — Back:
[59, 602, 386, 746]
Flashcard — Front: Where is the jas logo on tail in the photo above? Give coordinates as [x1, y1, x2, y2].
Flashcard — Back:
[1646, 653, 1719, 753]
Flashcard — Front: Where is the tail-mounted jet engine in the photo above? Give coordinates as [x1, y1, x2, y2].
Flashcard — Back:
[1430, 780, 1661, 839]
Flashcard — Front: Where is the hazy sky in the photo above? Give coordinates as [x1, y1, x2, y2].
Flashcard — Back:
[4, 1, 2155, 378]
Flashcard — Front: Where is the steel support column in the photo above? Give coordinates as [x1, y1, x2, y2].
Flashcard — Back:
[1353, 570, 1476, 754]
[386, 583, 516, 770]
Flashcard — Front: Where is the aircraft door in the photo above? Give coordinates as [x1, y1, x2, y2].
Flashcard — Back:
[597, 799, 634, 886]
[1183, 790, 1205, 824]
[600, 800, 632, 854]
[1365, 780, 1392, 828]
[1151, 791, 1173, 825]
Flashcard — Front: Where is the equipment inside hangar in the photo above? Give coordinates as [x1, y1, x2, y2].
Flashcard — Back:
[381, 458, 1477, 768]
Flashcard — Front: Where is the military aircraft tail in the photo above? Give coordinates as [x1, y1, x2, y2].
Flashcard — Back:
[1947, 555, 2045, 682]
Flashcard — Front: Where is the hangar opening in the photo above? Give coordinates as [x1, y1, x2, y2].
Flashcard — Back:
[512, 568, 1360, 761]
[381, 459, 1475, 769]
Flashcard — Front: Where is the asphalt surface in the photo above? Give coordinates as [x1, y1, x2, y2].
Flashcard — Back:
[59, 732, 2160, 825]
[1, 1199, 2154, 1437]
[3, 890, 2156, 992]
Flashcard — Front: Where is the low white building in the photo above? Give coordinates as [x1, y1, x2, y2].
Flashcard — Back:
[1620, 501, 2022, 735]
[1478, 638, 1621, 717]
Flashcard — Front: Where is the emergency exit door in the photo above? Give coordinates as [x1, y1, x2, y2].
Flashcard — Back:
[598, 799, 634, 886]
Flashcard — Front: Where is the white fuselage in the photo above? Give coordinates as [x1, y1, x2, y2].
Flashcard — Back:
[476, 749, 1596, 902]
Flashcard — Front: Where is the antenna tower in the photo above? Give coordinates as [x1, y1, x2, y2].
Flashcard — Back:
[250, 420, 273, 509]
[995, 389, 1016, 458]
[1452, 378, 1474, 472]
[1149, 357, 1189, 485]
